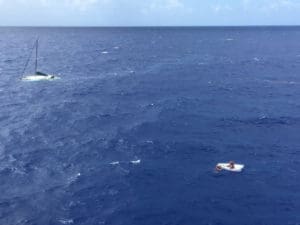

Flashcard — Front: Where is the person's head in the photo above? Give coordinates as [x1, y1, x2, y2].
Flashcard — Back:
[228, 161, 235, 168]
[216, 165, 222, 171]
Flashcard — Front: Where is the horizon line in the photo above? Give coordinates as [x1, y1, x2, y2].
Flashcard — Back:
[1, 25, 300, 28]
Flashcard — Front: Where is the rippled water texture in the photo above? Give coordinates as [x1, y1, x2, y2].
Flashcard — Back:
[0, 27, 300, 225]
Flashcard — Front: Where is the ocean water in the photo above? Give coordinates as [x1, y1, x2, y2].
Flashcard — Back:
[0, 27, 300, 225]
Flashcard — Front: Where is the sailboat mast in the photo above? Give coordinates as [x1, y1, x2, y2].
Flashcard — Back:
[35, 39, 38, 74]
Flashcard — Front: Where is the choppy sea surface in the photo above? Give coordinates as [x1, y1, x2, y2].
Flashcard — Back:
[0, 27, 300, 225]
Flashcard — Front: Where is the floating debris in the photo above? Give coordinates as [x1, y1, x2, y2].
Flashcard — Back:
[58, 219, 74, 224]
[131, 159, 141, 165]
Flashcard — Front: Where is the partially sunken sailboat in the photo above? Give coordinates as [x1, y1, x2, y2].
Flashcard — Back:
[22, 39, 57, 81]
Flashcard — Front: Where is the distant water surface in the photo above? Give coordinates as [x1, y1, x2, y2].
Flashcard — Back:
[0, 27, 300, 225]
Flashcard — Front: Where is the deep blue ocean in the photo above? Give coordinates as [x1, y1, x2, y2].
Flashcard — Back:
[0, 27, 300, 225]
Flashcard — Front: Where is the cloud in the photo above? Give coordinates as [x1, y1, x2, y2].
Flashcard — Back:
[65, 0, 102, 11]
[165, 0, 184, 9]
[0, 0, 108, 11]
[265, 0, 300, 10]
[241, 0, 300, 12]
[143, 0, 184, 13]
[1, 0, 300, 26]
[140, 0, 192, 17]
[211, 4, 232, 14]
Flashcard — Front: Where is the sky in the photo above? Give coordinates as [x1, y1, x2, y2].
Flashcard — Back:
[0, 0, 300, 26]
